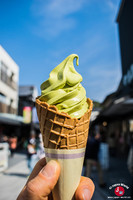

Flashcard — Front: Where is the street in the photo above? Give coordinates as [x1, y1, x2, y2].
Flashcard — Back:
[0, 154, 29, 200]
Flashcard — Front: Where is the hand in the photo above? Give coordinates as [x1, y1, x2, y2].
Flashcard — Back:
[17, 158, 95, 200]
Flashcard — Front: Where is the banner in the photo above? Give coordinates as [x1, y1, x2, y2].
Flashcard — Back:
[23, 106, 31, 123]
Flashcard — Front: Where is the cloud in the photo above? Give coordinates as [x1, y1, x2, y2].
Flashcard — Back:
[84, 62, 121, 102]
[105, 0, 120, 19]
[31, 0, 87, 38]
[43, 0, 86, 18]
[78, 34, 106, 65]
[106, 0, 117, 10]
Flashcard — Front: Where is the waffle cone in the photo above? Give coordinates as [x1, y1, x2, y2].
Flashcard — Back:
[35, 97, 93, 149]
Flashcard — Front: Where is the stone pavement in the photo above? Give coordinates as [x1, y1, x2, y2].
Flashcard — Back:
[0, 154, 107, 200]
[8, 152, 26, 168]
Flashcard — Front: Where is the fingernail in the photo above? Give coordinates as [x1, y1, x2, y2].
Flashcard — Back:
[82, 188, 91, 200]
[41, 160, 57, 178]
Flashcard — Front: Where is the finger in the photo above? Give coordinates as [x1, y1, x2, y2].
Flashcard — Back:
[75, 176, 95, 200]
[22, 160, 60, 200]
[27, 157, 46, 183]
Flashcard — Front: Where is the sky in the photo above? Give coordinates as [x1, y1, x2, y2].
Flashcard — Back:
[0, 0, 122, 102]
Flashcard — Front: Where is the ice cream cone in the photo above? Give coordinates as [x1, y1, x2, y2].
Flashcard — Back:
[36, 97, 93, 200]
[35, 97, 93, 149]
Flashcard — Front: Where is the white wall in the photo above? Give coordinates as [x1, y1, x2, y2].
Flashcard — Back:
[0, 45, 19, 110]
[0, 45, 19, 82]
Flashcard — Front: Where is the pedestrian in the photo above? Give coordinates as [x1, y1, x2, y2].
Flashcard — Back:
[27, 131, 38, 173]
[8, 135, 17, 157]
[85, 132, 106, 187]
[108, 132, 116, 157]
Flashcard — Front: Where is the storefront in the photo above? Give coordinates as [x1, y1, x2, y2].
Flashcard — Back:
[18, 85, 40, 140]
[0, 113, 24, 144]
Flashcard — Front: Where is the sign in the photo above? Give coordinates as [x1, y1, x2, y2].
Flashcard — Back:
[114, 186, 125, 196]
[23, 106, 31, 123]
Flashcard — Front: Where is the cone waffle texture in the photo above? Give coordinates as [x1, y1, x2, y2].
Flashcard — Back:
[36, 97, 93, 149]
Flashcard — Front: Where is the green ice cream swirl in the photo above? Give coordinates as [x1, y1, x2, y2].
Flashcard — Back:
[39, 54, 89, 119]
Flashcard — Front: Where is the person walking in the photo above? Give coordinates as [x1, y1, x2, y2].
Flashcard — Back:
[85, 133, 105, 187]
[8, 135, 17, 157]
[27, 132, 38, 173]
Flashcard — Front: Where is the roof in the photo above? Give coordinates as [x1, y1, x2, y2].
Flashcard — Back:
[19, 86, 38, 101]
[0, 113, 24, 125]
[98, 96, 133, 120]
[101, 92, 116, 107]
[116, 0, 126, 22]
[19, 86, 34, 96]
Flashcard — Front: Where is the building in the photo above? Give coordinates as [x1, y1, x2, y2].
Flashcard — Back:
[117, 0, 133, 97]
[0, 46, 25, 152]
[92, 0, 133, 156]
[0, 45, 19, 114]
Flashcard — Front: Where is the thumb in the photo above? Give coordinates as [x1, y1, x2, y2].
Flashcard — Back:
[23, 160, 60, 200]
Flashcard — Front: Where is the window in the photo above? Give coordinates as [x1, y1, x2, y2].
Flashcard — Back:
[0, 61, 17, 90]
[0, 92, 6, 103]
[1, 61, 8, 84]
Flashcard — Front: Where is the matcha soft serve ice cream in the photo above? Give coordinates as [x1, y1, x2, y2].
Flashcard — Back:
[39, 54, 89, 119]
[36, 53, 93, 149]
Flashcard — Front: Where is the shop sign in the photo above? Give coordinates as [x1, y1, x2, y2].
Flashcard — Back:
[23, 106, 31, 123]
[123, 64, 133, 86]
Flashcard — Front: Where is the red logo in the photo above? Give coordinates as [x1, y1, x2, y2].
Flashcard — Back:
[114, 186, 125, 196]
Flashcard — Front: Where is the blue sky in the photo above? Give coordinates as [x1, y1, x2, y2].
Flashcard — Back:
[0, 0, 122, 102]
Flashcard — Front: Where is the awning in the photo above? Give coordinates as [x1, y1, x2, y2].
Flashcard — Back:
[92, 96, 133, 125]
[102, 97, 133, 117]
[0, 113, 24, 125]
[96, 97, 133, 123]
